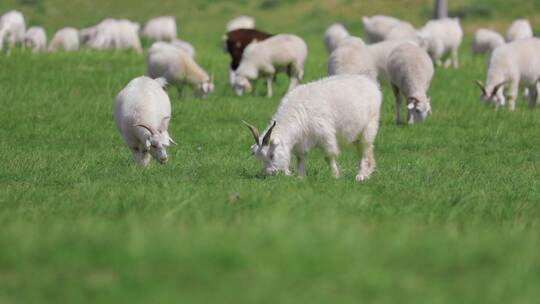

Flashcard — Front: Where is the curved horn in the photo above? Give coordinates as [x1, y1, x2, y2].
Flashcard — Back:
[168, 135, 178, 145]
[242, 120, 260, 145]
[493, 81, 508, 92]
[135, 124, 157, 135]
[475, 80, 487, 95]
[262, 120, 277, 146]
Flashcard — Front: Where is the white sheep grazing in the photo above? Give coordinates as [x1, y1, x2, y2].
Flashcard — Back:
[114, 76, 176, 166]
[24, 26, 47, 53]
[170, 38, 195, 58]
[328, 37, 377, 82]
[48, 28, 80, 52]
[147, 42, 214, 97]
[472, 29, 505, 55]
[324, 23, 350, 54]
[362, 15, 418, 43]
[417, 18, 463, 68]
[226, 16, 255, 32]
[233, 34, 307, 98]
[387, 43, 434, 124]
[476, 38, 540, 111]
[506, 19, 533, 42]
[115, 19, 143, 53]
[82, 18, 142, 53]
[0, 10, 26, 52]
[242, 75, 381, 182]
[366, 39, 421, 82]
[142, 16, 177, 41]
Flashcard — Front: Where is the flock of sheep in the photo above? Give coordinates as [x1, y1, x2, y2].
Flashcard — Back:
[1, 10, 538, 182]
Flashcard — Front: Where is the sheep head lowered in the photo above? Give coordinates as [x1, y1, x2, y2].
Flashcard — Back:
[136, 117, 177, 164]
[242, 120, 290, 176]
[407, 96, 432, 124]
[476, 80, 507, 107]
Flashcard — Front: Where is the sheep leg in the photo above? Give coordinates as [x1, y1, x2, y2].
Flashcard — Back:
[323, 139, 340, 178]
[527, 84, 537, 109]
[508, 81, 519, 111]
[536, 82, 540, 105]
[391, 84, 402, 124]
[356, 120, 378, 182]
[296, 154, 307, 177]
[451, 48, 459, 69]
[266, 76, 273, 98]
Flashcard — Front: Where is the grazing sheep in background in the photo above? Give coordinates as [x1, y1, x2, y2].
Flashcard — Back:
[387, 43, 434, 124]
[233, 34, 307, 98]
[24, 26, 47, 53]
[226, 16, 255, 32]
[328, 37, 377, 82]
[224, 28, 273, 85]
[362, 15, 417, 43]
[324, 23, 350, 54]
[472, 29, 505, 55]
[476, 38, 540, 111]
[170, 38, 195, 58]
[147, 42, 214, 97]
[418, 18, 463, 68]
[48, 27, 80, 51]
[81, 18, 142, 53]
[242, 75, 382, 182]
[365, 40, 421, 82]
[0, 10, 26, 53]
[142, 16, 177, 42]
[506, 19, 533, 42]
[114, 76, 176, 166]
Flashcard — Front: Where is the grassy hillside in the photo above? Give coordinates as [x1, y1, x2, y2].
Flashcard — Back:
[1, 1, 540, 303]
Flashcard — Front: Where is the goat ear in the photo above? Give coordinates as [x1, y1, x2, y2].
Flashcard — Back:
[159, 116, 170, 133]
[475, 80, 487, 95]
[262, 120, 277, 146]
[242, 120, 260, 145]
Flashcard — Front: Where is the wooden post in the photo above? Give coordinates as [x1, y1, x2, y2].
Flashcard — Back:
[433, 0, 448, 19]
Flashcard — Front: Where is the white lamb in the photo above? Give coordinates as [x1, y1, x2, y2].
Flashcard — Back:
[114, 76, 176, 166]
[417, 18, 463, 68]
[327, 37, 377, 82]
[147, 42, 213, 97]
[362, 15, 417, 43]
[0, 10, 26, 52]
[48, 28, 80, 51]
[366, 39, 422, 82]
[142, 16, 177, 41]
[472, 29, 505, 55]
[476, 38, 540, 111]
[387, 43, 434, 124]
[324, 23, 350, 54]
[81, 18, 142, 53]
[233, 34, 307, 98]
[24, 26, 47, 53]
[242, 75, 381, 182]
[170, 38, 195, 58]
[506, 19, 533, 43]
[226, 16, 255, 32]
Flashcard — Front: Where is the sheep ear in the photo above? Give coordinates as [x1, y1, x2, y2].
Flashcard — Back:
[407, 103, 415, 110]
[262, 120, 277, 146]
[159, 116, 170, 133]
[242, 120, 260, 145]
[475, 80, 487, 95]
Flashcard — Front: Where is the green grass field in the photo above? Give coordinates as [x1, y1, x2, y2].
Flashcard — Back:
[1, 0, 540, 303]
